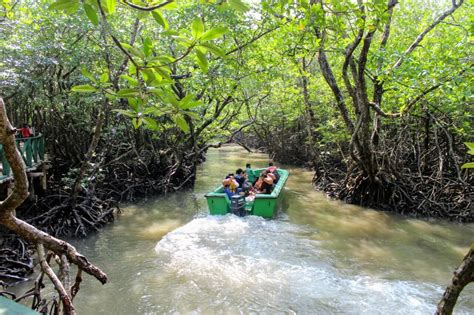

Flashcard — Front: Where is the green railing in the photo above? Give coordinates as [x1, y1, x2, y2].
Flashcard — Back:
[0, 134, 45, 180]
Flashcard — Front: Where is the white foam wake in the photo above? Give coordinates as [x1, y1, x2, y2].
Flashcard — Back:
[153, 215, 468, 314]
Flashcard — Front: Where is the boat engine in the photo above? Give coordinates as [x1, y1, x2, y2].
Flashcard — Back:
[230, 195, 246, 217]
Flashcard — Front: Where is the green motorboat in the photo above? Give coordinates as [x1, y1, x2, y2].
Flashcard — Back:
[205, 168, 289, 218]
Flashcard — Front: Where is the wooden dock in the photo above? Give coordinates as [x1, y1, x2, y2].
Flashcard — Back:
[0, 134, 47, 199]
[0, 134, 45, 184]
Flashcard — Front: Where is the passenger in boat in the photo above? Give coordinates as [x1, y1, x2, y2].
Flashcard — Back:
[267, 162, 277, 173]
[254, 171, 269, 191]
[259, 176, 273, 194]
[254, 173, 264, 191]
[222, 178, 235, 199]
[267, 162, 280, 184]
[267, 172, 276, 187]
[245, 163, 256, 184]
[234, 168, 246, 189]
[225, 174, 240, 193]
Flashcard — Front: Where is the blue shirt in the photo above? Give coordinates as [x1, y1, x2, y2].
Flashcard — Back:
[224, 187, 234, 199]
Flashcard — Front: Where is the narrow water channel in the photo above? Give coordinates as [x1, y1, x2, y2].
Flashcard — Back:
[67, 145, 473, 314]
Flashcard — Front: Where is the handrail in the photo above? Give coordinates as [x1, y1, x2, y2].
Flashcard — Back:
[0, 134, 45, 180]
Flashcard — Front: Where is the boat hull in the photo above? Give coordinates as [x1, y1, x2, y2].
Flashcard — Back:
[205, 169, 289, 218]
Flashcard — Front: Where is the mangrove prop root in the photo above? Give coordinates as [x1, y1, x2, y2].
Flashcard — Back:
[37, 244, 75, 315]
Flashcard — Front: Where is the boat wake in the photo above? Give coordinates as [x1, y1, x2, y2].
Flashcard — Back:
[153, 215, 467, 314]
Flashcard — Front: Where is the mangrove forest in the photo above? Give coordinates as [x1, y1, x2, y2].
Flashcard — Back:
[0, 0, 472, 314]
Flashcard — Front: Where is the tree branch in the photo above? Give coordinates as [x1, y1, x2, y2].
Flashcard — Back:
[122, 0, 174, 11]
[392, 0, 464, 70]
[369, 67, 469, 117]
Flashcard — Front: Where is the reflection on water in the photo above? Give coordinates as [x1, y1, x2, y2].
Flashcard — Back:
[66, 145, 473, 314]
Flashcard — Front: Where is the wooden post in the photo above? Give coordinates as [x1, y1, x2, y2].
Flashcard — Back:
[28, 177, 36, 202]
[42, 166, 47, 191]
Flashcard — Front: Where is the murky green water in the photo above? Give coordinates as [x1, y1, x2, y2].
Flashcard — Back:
[47, 146, 473, 313]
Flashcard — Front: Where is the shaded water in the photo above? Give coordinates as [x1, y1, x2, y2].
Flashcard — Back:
[66, 146, 473, 314]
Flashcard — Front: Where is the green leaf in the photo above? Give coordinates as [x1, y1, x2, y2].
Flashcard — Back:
[162, 30, 179, 36]
[132, 117, 142, 129]
[199, 42, 226, 58]
[128, 98, 140, 112]
[116, 88, 140, 97]
[83, 3, 98, 26]
[461, 162, 474, 169]
[120, 75, 139, 86]
[143, 37, 153, 57]
[143, 117, 159, 130]
[158, 1, 177, 10]
[179, 94, 202, 110]
[163, 92, 180, 108]
[183, 111, 201, 120]
[71, 85, 97, 92]
[228, 0, 249, 12]
[191, 18, 204, 39]
[154, 66, 172, 80]
[173, 114, 189, 133]
[106, 0, 116, 14]
[148, 80, 170, 89]
[178, 94, 193, 109]
[465, 142, 474, 155]
[172, 35, 193, 46]
[195, 50, 208, 72]
[100, 72, 109, 83]
[49, 0, 78, 11]
[142, 69, 159, 84]
[129, 63, 137, 75]
[148, 55, 176, 64]
[113, 109, 136, 118]
[182, 100, 202, 110]
[151, 10, 169, 29]
[81, 68, 96, 82]
[121, 42, 145, 60]
[201, 27, 227, 41]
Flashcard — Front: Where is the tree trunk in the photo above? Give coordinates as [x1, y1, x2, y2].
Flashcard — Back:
[68, 107, 104, 209]
[436, 246, 474, 315]
[300, 57, 321, 174]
